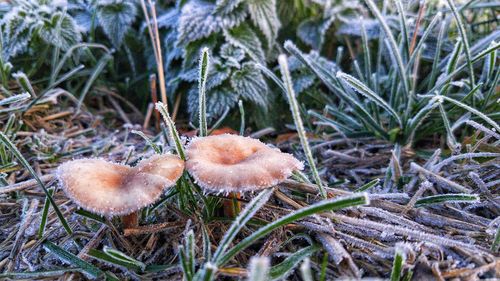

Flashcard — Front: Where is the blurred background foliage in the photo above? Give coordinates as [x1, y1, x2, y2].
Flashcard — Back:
[1, 0, 498, 144]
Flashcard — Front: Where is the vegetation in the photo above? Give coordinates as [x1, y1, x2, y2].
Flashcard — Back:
[0, 0, 499, 280]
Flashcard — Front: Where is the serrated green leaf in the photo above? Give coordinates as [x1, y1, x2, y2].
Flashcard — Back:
[224, 23, 266, 63]
[96, 0, 137, 48]
[230, 62, 268, 107]
[247, 0, 281, 47]
[178, 0, 246, 45]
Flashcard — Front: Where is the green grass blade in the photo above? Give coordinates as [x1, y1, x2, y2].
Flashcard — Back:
[364, 0, 409, 97]
[279, 54, 326, 198]
[438, 101, 458, 150]
[12, 72, 36, 97]
[429, 41, 499, 94]
[390, 246, 406, 281]
[186, 230, 196, 276]
[202, 224, 212, 261]
[38, 188, 53, 239]
[0, 268, 81, 279]
[445, 0, 475, 87]
[247, 257, 270, 281]
[337, 71, 402, 126]
[439, 95, 500, 132]
[131, 130, 161, 154]
[212, 188, 273, 263]
[407, 12, 442, 70]
[50, 43, 110, 84]
[415, 194, 479, 207]
[427, 20, 447, 90]
[269, 245, 320, 280]
[77, 52, 113, 111]
[198, 47, 210, 137]
[156, 102, 186, 160]
[300, 258, 314, 281]
[308, 110, 357, 134]
[0, 132, 72, 235]
[394, 0, 410, 59]
[284, 41, 389, 140]
[87, 248, 145, 272]
[179, 245, 192, 280]
[194, 262, 217, 281]
[238, 100, 245, 135]
[0, 93, 30, 106]
[483, 67, 499, 110]
[491, 227, 500, 252]
[355, 178, 380, 192]
[104, 247, 146, 271]
[44, 241, 104, 279]
[218, 193, 370, 266]
[447, 40, 463, 75]
[360, 17, 372, 87]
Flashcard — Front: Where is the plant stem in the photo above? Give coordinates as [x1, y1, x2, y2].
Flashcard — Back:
[278, 54, 326, 198]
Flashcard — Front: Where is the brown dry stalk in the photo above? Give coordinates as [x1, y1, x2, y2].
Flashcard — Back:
[123, 221, 185, 236]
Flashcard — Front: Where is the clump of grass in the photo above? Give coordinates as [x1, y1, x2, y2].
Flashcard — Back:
[284, 1, 498, 148]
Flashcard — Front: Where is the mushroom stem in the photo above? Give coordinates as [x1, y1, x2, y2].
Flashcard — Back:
[122, 212, 139, 229]
[223, 192, 241, 217]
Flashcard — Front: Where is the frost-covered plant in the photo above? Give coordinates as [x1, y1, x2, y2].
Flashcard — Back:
[156, 0, 361, 124]
[1, 0, 82, 60]
[69, 0, 137, 49]
[0, 0, 143, 107]
[278, 0, 499, 146]
[1, 0, 137, 58]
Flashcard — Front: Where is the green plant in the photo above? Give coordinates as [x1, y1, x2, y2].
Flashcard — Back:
[278, 0, 499, 147]
[0, 0, 145, 110]
[155, 0, 360, 125]
[181, 189, 369, 280]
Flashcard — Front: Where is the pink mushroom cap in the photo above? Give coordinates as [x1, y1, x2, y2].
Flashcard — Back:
[56, 154, 184, 216]
[185, 134, 303, 193]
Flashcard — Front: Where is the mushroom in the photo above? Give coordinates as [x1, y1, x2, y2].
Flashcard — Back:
[56, 154, 184, 227]
[185, 134, 303, 193]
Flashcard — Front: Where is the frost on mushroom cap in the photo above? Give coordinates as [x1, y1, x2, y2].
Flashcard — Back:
[186, 134, 304, 192]
[56, 155, 184, 216]
[133, 154, 185, 184]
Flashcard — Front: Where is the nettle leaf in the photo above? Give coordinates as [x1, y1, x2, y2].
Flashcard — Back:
[187, 86, 238, 121]
[164, 29, 183, 70]
[177, 0, 247, 46]
[179, 68, 199, 82]
[247, 0, 281, 48]
[1, 7, 34, 59]
[38, 12, 82, 51]
[206, 58, 231, 90]
[181, 59, 230, 88]
[224, 23, 266, 63]
[337, 17, 399, 39]
[220, 43, 245, 68]
[68, 0, 96, 33]
[307, 50, 338, 73]
[156, 8, 180, 29]
[214, 0, 245, 15]
[182, 35, 217, 68]
[230, 62, 268, 107]
[287, 51, 336, 94]
[297, 16, 334, 50]
[96, 0, 137, 48]
[292, 72, 316, 95]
